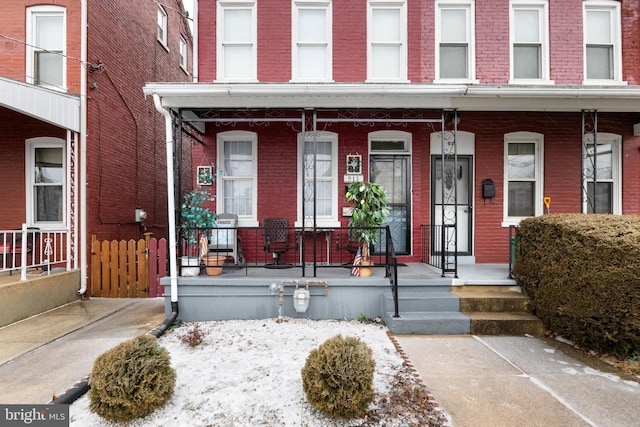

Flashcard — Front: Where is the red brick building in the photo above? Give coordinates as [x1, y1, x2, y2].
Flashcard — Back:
[0, 1, 193, 292]
[146, 0, 640, 273]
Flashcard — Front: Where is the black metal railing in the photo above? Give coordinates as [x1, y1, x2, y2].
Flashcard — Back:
[420, 224, 457, 277]
[179, 225, 393, 278]
[384, 225, 399, 318]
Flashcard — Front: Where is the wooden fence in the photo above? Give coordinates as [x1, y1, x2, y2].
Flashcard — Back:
[91, 234, 167, 298]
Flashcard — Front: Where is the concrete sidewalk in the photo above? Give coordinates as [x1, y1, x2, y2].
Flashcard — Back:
[395, 335, 640, 427]
[0, 298, 165, 404]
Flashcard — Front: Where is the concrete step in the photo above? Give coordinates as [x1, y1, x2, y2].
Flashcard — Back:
[452, 286, 533, 314]
[383, 311, 470, 335]
[383, 291, 459, 313]
[466, 312, 545, 336]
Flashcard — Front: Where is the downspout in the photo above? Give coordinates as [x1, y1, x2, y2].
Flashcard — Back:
[153, 94, 179, 317]
[78, 0, 88, 295]
[192, 0, 198, 82]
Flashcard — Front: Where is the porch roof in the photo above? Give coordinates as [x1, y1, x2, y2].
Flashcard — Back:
[0, 76, 80, 132]
[143, 82, 640, 113]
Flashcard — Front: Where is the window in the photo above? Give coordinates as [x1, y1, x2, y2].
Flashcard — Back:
[510, 0, 551, 82]
[582, 133, 621, 214]
[292, 1, 332, 81]
[367, 0, 407, 82]
[217, 131, 258, 226]
[180, 36, 188, 70]
[297, 132, 339, 227]
[157, 5, 168, 47]
[26, 137, 65, 227]
[583, 1, 623, 83]
[503, 132, 543, 223]
[26, 6, 66, 90]
[436, 1, 475, 82]
[217, 1, 257, 82]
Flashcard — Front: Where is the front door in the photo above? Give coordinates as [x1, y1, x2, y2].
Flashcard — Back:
[431, 155, 473, 256]
[370, 155, 410, 255]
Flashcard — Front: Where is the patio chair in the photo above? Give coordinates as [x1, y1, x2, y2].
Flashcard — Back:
[262, 218, 291, 268]
[1, 227, 39, 275]
[336, 228, 360, 266]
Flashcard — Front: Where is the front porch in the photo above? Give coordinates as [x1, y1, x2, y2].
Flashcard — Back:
[160, 262, 534, 335]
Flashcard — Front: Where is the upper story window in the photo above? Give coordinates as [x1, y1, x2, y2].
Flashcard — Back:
[157, 5, 168, 47]
[583, 1, 623, 84]
[435, 1, 476, 82]
[297, 132, 339, 227]
[217, 131, 258, 226]
[582, 133, 621, 214]
[26, 6, 66, 91]
[292, 1, 332, 82]
[510, 0, 552, 83]
[180, 36, 188, 71]
[367, 0, 407, 82]
[503, 132, 544, 225]
[26, 137, 66, 227]
[217, 1, 257, 82]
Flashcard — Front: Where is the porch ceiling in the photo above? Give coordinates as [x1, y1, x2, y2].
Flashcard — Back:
[0, 76, 80, 132]
[143, 82, 640, 114]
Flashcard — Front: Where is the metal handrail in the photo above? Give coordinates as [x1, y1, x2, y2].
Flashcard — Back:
[384, 225, 399, 317]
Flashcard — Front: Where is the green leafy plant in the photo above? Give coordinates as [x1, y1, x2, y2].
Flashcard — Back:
[345, 182, 390, 261]
[180, 186, 217, 257]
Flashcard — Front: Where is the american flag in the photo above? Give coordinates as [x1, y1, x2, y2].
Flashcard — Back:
[351, 246, 362, 276]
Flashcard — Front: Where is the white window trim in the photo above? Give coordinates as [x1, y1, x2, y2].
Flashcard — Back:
[582, 132, 622, 214]
[216, 131, 259, 227]
[291, 0, 333, 82]
[26, 137, 66, 228]
[502, 132, 544, 227]
[366, 0, 409, 83]
[179, 36, 188, 72]
[296, 131, 340, 228]
[509, 0, 554, 84]
[216, 1, 258, 82]
[434, 0, 478, 84]
[157, 5, 168, 49]
[26, 5, 67, 92]
[582, 0, 626, 85]
[368, 130, 412, 155]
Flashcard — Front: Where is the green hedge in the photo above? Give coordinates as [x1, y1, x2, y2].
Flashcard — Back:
[512, 214, 640, 358]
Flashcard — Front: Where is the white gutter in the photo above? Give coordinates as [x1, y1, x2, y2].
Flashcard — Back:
[153, 94, 179, 303]
[78, 0, 88, 295]
[192, 0, 198, 82]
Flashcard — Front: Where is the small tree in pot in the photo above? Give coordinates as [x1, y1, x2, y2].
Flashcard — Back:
[180, 187, 218, 276]
[345, 182, 389, 272]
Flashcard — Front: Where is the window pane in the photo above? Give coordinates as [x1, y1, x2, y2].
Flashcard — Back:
[514, 45, 541, 78]
[36, 186, 63, 222]
[223, 46, 252, 78]
[224, 180, 252, 215]
[440, 45, 467, 78]
[224, 10, 252, 42]
[372, 46, 400, 78]
[441, 9, 466, 42]
[36, 15, 63, 49]
[224, 141, 253, 176]
[304, 141, 331, 178]
[586, 182, 612, 214]
[371, 140, 406, 151]
[304, 181, 331, 215]
[586, 10, 611, 44]
[35, 148, 63, 183]
[508, 181, 535, 217]
[586, 46, 612, 79]
[299, 9, 326, 42]
[372, 9, 400, 42]
[508, 143, 535, 179]
[298, 46, 327, 78]
[35, 52, 63, 86]
[585, 144, 613, 180]
[514, 10, 539, 43]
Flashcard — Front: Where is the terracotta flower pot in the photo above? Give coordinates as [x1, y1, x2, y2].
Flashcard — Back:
[203, 254, 226, 276]
[359, 259, 374, 277]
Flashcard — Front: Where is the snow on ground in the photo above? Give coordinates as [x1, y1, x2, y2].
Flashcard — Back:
[69, 318, 410, 426]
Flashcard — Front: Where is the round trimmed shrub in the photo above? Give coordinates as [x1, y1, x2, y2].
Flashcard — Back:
[89, 334, 176, 422]
[301, 334, 376, 418]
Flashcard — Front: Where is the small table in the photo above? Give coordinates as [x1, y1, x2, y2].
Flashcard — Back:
[297, 229, 333, 266]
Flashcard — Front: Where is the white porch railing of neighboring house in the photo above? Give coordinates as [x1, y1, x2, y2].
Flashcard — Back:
[0, 224, 70, 281]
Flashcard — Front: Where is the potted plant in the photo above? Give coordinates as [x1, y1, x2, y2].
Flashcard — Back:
[344, 182, 390, 277]
[180, 187, 221, 276]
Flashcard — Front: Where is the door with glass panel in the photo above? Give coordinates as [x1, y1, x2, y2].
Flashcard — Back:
[370, 155, 410, 255]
